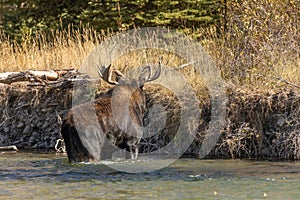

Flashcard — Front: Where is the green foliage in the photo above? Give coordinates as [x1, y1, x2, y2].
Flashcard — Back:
[1, 0, 222, 41]
[1, 0, 89, 41]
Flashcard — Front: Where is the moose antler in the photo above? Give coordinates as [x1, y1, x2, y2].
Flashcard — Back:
[146, 57, 162, 82]
[139, 57, 162, 84]
[97, 64, 125, 85]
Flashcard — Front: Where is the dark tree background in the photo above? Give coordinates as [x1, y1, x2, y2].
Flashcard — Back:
[0, 0, 224, 41]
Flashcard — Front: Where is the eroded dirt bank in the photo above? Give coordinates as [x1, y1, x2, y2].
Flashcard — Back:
[0, 70, 299, 160]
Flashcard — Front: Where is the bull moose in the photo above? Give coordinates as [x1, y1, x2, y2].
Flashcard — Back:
[61, 62, 161, 163]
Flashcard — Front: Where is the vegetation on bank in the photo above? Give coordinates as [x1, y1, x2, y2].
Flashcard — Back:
[0, 0, 299, 90]
[0, 1, 299, 159]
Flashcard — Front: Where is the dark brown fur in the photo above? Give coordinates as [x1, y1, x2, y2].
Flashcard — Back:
[62, 66, 160, 163]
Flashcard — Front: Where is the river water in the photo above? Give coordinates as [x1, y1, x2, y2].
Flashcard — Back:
[0, 152, 299, 199]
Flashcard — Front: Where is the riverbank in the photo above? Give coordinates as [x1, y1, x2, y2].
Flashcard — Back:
[0, 70, 299, 160]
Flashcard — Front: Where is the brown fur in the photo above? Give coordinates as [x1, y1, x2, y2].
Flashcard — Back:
[62, 66, 160, 163]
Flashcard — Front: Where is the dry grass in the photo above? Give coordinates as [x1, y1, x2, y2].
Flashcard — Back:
[0, 27, 209, 93]
[1, 25, 299, 91]
[2, 1, 300, 90]
[200, 26, 300, 91]
[0, 27, 105, 72]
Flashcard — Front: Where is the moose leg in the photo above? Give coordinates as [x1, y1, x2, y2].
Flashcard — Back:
[61, 123, 95, 163]
[130, 146, 139, 160]
[127, 138, 139, 160]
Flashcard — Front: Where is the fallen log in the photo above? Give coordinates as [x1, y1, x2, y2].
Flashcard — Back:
[0, 145, 18, 151]
[0, 69, 75, 84]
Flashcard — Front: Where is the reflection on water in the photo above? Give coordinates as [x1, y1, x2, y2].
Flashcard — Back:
[0, 152, 299, 199]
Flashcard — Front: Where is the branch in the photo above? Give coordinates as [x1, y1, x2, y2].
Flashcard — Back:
[178, 61, 195, 69]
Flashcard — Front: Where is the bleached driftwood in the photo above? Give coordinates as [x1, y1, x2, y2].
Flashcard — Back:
[0, 69, 75, 84]
[0, 145, 18, 151]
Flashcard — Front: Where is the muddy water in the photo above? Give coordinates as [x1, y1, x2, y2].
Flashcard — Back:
[0, 152, 299, 199]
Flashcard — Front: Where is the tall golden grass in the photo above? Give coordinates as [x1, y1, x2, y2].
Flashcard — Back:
[0, 27, 104, 72]
[0, 25, 299, 90]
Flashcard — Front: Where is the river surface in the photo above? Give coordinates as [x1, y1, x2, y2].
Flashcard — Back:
[0, 151, 299, 199]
